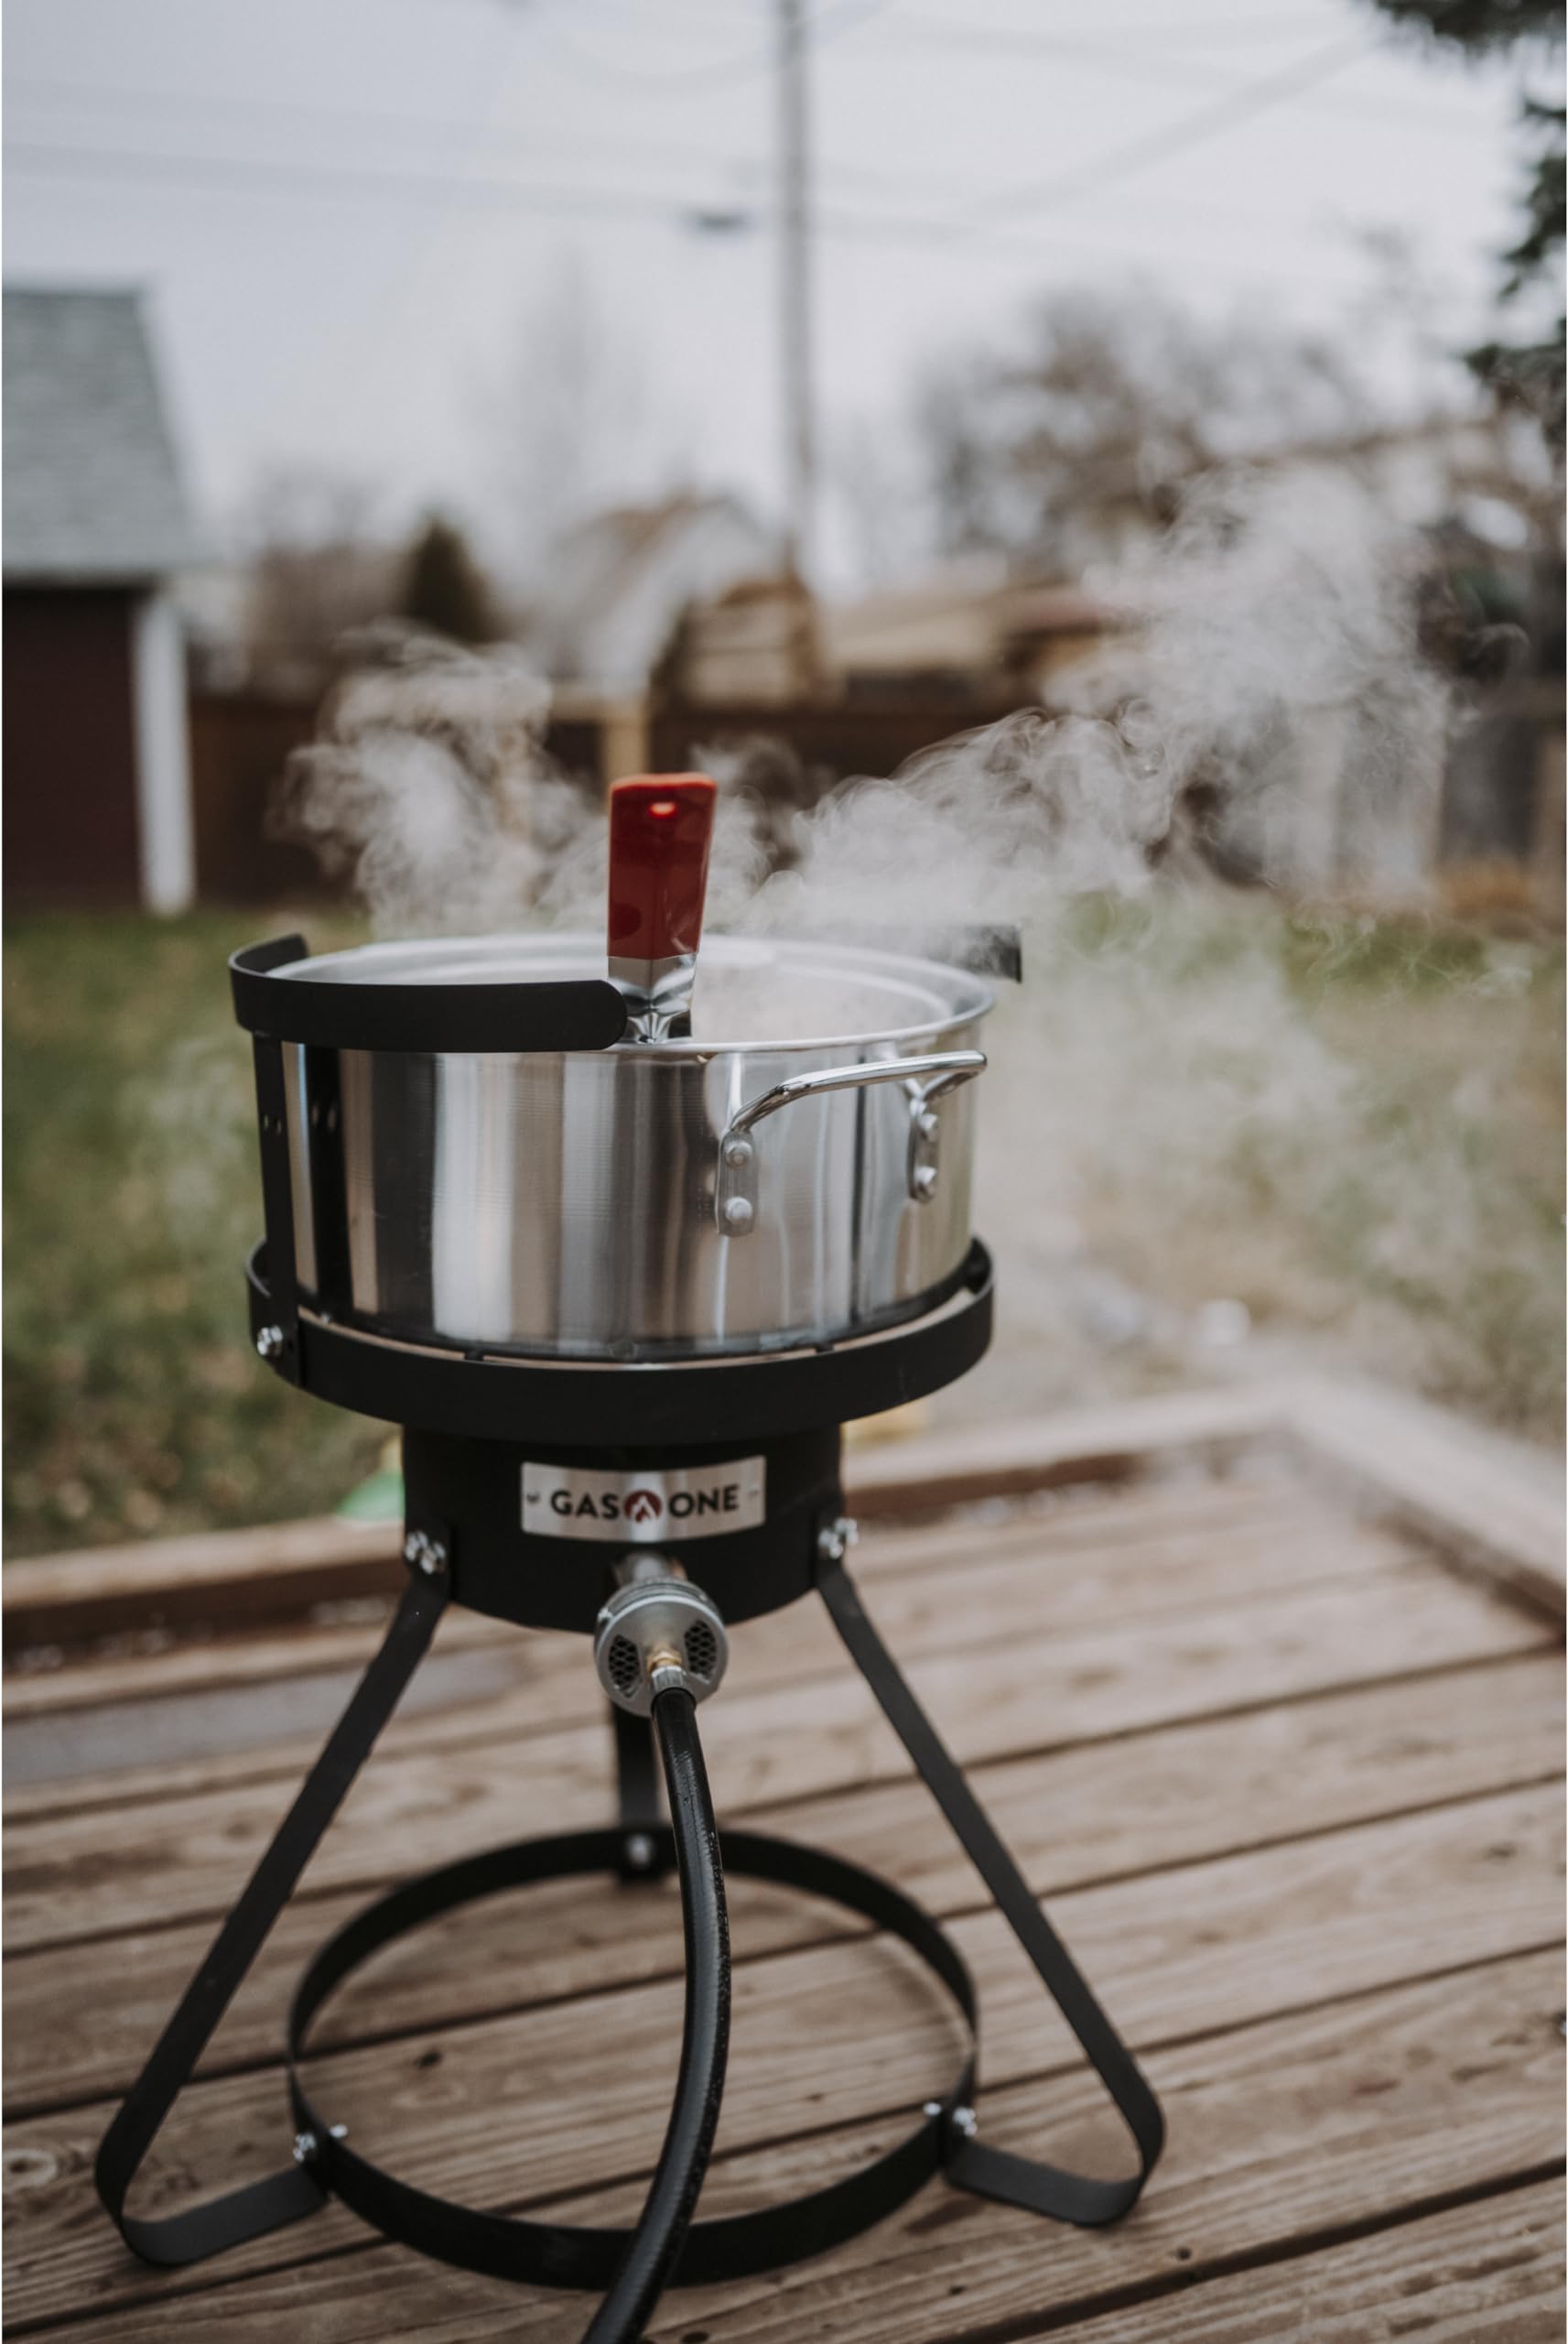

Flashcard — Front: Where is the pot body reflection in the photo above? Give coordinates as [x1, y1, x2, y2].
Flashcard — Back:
[279, 933, 991, 1359]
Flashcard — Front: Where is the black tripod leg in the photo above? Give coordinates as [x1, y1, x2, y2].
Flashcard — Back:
[817, 1547, 1164, 2227]
[611, 1700, 667, 1880]
[95, 1560, 449, 2267]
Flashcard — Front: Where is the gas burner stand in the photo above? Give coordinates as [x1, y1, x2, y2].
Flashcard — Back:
[95, 944, 1163, 2339]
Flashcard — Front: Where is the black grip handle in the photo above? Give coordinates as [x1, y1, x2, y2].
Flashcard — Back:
[230, 938, 629, 1054]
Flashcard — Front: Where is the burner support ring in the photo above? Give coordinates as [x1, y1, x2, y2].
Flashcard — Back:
[283, 1826, 982, 2292]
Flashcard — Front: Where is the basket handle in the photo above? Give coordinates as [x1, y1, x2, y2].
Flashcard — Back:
[715, 1049, 985, 1233]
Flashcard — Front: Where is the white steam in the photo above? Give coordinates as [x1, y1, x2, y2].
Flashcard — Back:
[1068, 469, 1450, 896]
[741, 470, 1448, 947]
[275, 470, 1453, 974]
[271, 628, 590, 934]
[250, 476, 1552, 1437]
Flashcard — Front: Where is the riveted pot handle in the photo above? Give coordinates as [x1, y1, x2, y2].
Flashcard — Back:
[716, 1050, 986, 1234]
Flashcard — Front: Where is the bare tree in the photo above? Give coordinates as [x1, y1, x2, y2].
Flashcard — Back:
[1354, 0, 1563, 441]
[235, 467, 400, 687]
[478, 257, 676, 591]
[401, 513, 499, 645]
[917, 287, 1373, 575]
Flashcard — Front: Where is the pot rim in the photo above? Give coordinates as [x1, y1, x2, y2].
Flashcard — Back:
[277, 929, 995, 1058]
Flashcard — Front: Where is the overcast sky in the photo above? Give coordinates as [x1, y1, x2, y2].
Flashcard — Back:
[3, 0, 1545, 588]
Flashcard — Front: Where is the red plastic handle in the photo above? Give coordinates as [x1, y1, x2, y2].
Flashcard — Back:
[607, 774, 718, 966]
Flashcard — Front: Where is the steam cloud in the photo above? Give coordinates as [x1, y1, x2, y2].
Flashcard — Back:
[276, 471, 1454, 971]
[251, 472, 1545, 1428]
[271, 627, 586, 934]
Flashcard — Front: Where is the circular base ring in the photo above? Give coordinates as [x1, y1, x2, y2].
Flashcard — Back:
[248, 1240, 993, 1443]
[287, 1827, 981, 2290]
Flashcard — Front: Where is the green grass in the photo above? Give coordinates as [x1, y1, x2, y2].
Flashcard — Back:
[5, 907, 385, 1556]
[968, 893, 1564, 1442]
[5, 894, 1563, 1557]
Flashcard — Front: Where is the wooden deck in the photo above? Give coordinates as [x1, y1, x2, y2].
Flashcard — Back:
[5, 1382, 1564, 2341]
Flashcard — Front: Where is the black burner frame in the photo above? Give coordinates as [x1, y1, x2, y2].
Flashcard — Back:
[95, 946, 1163, 2318]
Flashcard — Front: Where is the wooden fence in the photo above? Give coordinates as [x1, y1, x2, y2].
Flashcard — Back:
[188, 689, 326, 904]
[185, 689, 1013, 906]
[647, 696, 1009, 799]
[185, 682, 1565, 911]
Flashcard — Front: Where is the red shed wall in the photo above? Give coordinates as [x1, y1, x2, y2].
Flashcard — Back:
[4, 587, 142, 906]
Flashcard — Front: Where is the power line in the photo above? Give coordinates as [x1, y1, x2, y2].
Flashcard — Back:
[889, 13, 1498, 132]
[0, 80, 1414, 234]
[3, 140, 700, 224]
[902, 7, 1341, 49]
[954, 34, 1374, 224]
[4, 18, 1489, 228]
[302, 0, 525, 451]
[4, 75, 765, 184]
[544, 0, 883, 91]
[0, 16, 1431, 277]
[1, 134, 1395, 290]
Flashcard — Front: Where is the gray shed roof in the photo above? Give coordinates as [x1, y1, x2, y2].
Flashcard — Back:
[4, 287, 198, 583]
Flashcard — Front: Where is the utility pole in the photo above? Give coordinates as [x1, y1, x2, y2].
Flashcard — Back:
[777, 0, 815, 587]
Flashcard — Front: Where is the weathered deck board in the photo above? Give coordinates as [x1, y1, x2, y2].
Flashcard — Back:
[2, 1474, 1346, 1778]
[5, 1427, 1562, 2344]
[0, 1385, 1287, 1649]
[7, 1783, 1561, 2329]
[12, 1373, 1555, 1657]
[5, 1475, 1337, 1726]
[6, 1654, 1560, 2118]
[10, 1956, 1562, 2341]
[1, 1481, 1366, 1753]
[1284, 1375, 1568, 1622]
[6, 1560, 1541, 1957]
[1020, 2180, 1565, 2342]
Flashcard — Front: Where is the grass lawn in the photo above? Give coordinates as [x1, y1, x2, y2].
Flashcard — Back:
[5, 906, 384, 1557]
[5, 895, 1563, 1557]
[963, 893, 1564, 1442]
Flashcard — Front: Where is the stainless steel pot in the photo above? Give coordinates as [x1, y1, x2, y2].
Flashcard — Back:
[276, 932, 991, 1360]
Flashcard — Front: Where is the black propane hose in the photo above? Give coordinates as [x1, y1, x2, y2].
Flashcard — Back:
[581, 1682, 731, 2344]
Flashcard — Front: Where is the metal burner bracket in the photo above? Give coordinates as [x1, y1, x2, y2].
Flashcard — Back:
[94, 1531, 1163, 2296]
[243, 1237, 995, 1445]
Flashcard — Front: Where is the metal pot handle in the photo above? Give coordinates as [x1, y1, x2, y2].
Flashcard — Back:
[716, 1049, 986, 1233]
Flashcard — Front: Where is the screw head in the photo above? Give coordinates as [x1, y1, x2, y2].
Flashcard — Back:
[912, 1164, 939, 1200]
[722, 1136, 753, 1167]
[403, 1529, 448, 1576]
[623, 1832, 656, 1872]
[816, 1515, 859, 1565]
[916, 1108, 940, 1143]
[722, 1195, 754, 1230]
[951, 2105, 978, 2138]
[292, 2131, 319, 2165]
[254, 1324, 285, 1361]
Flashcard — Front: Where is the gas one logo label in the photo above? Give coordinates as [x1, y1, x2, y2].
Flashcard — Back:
[521, 1459, 766, 1544]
